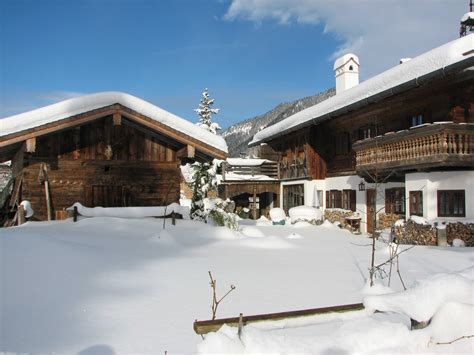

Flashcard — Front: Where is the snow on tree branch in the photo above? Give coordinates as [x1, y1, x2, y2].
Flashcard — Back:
[195, 88, 221, 134]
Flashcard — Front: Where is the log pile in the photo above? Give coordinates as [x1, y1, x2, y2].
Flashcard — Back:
[324, 208, 353, 224]
[446, 222, 474, 246]
[378, 213, 402, 229]
[396, 220, 437, 246]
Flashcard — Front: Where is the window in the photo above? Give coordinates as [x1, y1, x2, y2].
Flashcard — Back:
[328, 190, 342, 209]
[358, 125, 376, 140]
[326, 189, 356, 211]
[438, 190, 465, 217]
[410, 114, 423, 127]
[386, 188, 406, 214]
[342, 189, 356, 211]
[283, 184, 304, 213]
[409, 191, 423, 216]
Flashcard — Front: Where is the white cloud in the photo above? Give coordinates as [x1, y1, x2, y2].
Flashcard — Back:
[225, 0, 467, 79]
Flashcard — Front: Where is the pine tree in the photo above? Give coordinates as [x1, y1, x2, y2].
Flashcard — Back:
[195, 88, 221, 134]
[190, 162, 215, 221]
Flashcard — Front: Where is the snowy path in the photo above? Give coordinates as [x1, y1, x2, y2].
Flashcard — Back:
[1, 218, 472, 353]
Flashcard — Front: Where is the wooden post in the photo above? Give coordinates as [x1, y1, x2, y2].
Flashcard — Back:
[45, 179, 52, 221]
[17, 205, 25, 225]
[73, 206, 78, 222]
[38, 163, 52, 221]
[238, 313, 244, 339]
[252, 185, 257, 220]
[172, 212, 176, 226]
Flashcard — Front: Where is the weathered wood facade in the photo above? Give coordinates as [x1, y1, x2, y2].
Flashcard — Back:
[1, 103, 227, 221]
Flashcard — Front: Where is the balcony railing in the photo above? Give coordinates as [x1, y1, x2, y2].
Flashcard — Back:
[353, 123, 474, 172]
[222, 160, 279, 181]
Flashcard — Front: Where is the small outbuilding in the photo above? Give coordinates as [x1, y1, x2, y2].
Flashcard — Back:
[0, 92, 228, 221]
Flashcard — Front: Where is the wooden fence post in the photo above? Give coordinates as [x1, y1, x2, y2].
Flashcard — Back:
[17, 205, 25, 225]
[73, 206, 78, 222]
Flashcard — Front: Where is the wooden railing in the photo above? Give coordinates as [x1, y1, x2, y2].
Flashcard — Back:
[353, 123, 474, 171]
[222, 161, 279, 180]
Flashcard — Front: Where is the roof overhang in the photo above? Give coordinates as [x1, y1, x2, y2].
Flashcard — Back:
[0, 103, 227, 161]
[248, 56, 474, 147]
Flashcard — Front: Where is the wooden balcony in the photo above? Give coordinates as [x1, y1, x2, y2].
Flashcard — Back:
[222, 159, 279, 181]
[353, 123, 474, 174]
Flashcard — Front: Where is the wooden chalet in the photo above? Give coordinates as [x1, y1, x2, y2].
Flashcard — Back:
[0, 92, 227, 221]
[249, 34, 474, 233]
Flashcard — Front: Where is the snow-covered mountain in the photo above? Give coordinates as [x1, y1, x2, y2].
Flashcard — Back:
[221, 88, 335, 157]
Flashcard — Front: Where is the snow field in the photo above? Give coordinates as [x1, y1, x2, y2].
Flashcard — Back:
[1, 217, 473, 353]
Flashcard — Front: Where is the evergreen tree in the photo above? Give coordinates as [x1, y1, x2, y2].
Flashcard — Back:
[190, 162, 215, 221]
[195, 88, 221, 134]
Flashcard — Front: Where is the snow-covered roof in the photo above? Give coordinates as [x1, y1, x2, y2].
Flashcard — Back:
[333, 53, 359, 71]
[226, 158, 271, 166]
[0, 92, 228, 154]
[250, 34, 474, 146]
[461, 12, 474, 23]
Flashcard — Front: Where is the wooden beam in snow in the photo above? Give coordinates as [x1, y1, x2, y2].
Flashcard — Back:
[193, 303, 365, 335]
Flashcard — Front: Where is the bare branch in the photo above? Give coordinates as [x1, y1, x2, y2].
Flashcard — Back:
[208, 271, 236, 320]
[436, 334, 474, 345]
[374, 245, 415, 269]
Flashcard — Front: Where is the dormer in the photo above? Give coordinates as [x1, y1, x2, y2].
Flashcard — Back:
[333, 53, 360, 94]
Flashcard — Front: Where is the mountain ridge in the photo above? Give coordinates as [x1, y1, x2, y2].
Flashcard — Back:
[221, 88, 336, 157]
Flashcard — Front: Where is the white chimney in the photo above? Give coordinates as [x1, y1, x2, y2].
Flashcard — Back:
[333, 53, 360, 94]
[399, 58, 412, 64]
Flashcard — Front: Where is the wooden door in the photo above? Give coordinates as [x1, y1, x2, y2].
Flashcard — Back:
[366, 189, 376, 235]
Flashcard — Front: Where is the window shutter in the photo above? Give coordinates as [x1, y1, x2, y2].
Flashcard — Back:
[335, 190, 342, 209]
[326, 191, 329, 209]
[350, 190, 356, 212]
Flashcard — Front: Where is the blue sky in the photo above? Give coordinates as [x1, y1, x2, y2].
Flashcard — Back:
[0, 0, 466, 128]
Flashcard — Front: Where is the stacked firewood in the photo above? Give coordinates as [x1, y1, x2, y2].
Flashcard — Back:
[378, 213, 402, 229]
[324, 209, 353, 224]
[397, 220, 437, 246]
[446, 222, 474, 246]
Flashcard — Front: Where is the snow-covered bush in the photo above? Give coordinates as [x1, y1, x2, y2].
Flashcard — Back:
[207, 199, 239, 230]
[238, 207, 250, 219]
[289, 206, 323, 225]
